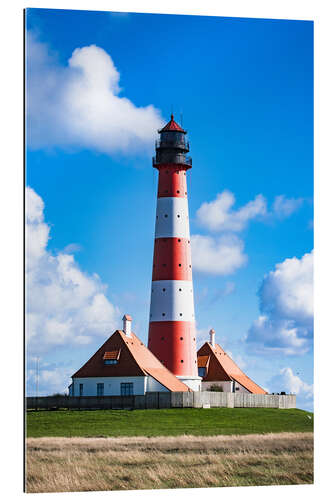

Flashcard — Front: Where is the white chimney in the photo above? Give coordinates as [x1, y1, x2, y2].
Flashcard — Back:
[209, 328, 215, 348]
[122, 314, 132, 337]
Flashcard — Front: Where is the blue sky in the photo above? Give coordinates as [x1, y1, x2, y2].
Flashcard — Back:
[25, 8, 313, 409]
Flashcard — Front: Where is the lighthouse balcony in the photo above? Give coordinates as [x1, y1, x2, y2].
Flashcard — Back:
[152, 156, 192, 168]
[155, 139, 190, 152]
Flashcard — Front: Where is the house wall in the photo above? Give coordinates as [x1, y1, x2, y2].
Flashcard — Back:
[71, 376, 170, 396]
[72, 376, 147, 396]
[146, 376, 169, 392]
[234, 382, 250, 394]
[201, 380, 250, 393]
[202, 381, 233, 392]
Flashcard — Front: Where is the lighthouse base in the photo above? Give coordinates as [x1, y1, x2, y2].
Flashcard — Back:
[176, 375, 202, 391]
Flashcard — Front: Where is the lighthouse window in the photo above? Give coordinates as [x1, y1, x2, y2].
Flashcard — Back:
[161, 337, 165, 340]
[162, 313, 165, 317]
[163, 288, 166, 292]
[178, 263, 182, 267]
[164, 214, 168, 217]
[181, 360, 184, 363]
[163, 263, 166, 267]
[178, 239, 181, 242]
[177, 214, 180, 218]
[177, 190, 180, 193]
[189, 265, 192, 268]
[180, 337, 183, 340]
[156, 215, 158, 219]
[180, 313, 183, 317]
[179, 288, 182, 291]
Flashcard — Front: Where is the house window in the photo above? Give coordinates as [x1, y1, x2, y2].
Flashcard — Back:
[104, 359, 118, 365]
[121, 382, 133, 396]
[97, 383, 104, 396]
[79, 383, 83, 396]
[198, 367, 206, 378]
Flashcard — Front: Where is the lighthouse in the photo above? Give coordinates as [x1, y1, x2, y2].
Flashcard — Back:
[148, 115, 201, 391]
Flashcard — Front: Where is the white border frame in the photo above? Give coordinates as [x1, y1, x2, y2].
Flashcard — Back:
[1, 1, 331, 499]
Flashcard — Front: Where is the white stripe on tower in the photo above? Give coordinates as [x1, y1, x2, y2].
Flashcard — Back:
[155, 197, 190, 239]
[148, 114, 201, 392]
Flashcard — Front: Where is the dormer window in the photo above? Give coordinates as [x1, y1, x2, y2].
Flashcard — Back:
[103, 350, 120, 364]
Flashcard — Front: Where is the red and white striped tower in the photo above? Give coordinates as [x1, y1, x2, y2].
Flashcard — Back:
[148, 115, 201, 391]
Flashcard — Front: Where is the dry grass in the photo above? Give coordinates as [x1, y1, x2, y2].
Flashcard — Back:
[26, 432, 313, 493]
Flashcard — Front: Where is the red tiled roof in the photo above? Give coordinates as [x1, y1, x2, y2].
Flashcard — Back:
[118, 330, 190, 392]
[159, 114, 185, 133]
[103, 350, 120, 360]
[197, 342, 267, 394]
[123, 314, 132, 321]
[72, 330, 190, 392]
[197, 355, 210, 368]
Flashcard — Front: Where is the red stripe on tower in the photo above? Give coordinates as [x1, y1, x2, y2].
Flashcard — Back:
[148, 115, 201, 391]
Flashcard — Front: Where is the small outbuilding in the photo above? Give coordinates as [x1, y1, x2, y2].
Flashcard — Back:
[68, 315, 190, 397]
[197, 329, 266, 394]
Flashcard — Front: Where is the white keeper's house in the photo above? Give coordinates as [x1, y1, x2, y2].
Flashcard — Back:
[68, 315, 190, 397]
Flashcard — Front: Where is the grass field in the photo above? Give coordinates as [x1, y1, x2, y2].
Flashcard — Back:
[26, 407, 313, 438]
[26, 432, 313, 492]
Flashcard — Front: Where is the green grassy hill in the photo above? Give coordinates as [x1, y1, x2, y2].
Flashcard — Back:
[26, 407, 313, 438]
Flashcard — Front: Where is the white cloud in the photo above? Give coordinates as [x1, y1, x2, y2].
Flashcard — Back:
[267, 367, 313, 411]
[246, 251, 313, 355]
[191, 234, 247, 275]
[27, 33, 163, 155]
[26, 187, 120, 356]
[196, 191, 305, 233]
[27, 361, 75, 396]
[273, 195, 304, 218]
[196, 190, 267, 232]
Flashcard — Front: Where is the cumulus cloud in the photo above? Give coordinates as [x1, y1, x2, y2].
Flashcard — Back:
[267, 367, 313, 411]
[246, 251, 313, 355]
[26, 187, 119, 356]
[27, 361, 75, 396]
[191, 234, 247, 275]
[26, 32, 163, 154]
[196, 190, 305, 233]
[196, 190, 267, 232]
[273, 195, 304, 218]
